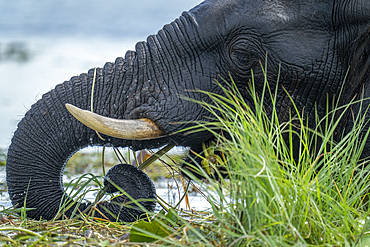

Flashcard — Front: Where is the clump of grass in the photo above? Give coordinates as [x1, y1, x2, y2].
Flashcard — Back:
[0, 216, 132, 246]
[178, 74, 370, 246]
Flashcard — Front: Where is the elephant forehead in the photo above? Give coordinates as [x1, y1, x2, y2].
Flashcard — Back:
[256, 1, 334, 30]
[263, 29, 332, 68]
[261, 0, 295, 22]
[188, 0, 334, 51]
[192, 0, 332, 25]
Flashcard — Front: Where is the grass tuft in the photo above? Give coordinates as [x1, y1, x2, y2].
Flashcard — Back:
[179, 74, 370, 246]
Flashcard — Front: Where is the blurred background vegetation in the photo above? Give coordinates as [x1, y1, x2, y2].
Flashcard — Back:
[0, 148, 6, 166]
[0, 42, 31, 63]
[65, 147, 186, 181]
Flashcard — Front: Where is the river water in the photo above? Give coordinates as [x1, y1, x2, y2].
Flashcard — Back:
[0, 0, 211, 212]
[0, 169, 212, 212]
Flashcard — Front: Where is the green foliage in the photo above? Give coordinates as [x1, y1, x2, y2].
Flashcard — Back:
[130, 208, 181, 243]
[179, 73, 370, 246]
[130, 219, 173, 242]
[56, 173, 103, 221]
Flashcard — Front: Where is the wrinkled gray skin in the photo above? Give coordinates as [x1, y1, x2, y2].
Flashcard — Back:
[6, 0, 370, 221]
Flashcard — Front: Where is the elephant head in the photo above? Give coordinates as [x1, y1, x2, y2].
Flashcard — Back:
[6, 0, 370, 221]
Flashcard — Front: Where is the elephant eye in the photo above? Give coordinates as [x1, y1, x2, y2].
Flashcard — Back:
[227, 37, 260, 76]
[232, 49, 252, 65]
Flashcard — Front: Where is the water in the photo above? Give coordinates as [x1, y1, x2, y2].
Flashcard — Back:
[0, 168, 212, 212]
[0, 0, 210, 211]
[0, 170, 10, 208]
[0, 0, 202, 148]
[65, 177, 212, 213]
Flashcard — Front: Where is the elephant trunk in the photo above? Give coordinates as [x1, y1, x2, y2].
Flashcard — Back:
[6, 11, 208, 221]
[6, 42, 171, 221]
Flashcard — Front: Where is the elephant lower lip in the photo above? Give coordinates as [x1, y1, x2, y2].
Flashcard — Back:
[65, 103, 165, 140]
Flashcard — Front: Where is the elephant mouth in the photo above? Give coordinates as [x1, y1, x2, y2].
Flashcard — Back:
[65, 103, 165, 140]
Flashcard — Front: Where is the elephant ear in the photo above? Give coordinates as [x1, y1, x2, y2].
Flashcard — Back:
[344, 26, 370, 98]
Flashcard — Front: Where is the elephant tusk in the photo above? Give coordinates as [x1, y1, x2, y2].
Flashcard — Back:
[65, 104, 164, 140]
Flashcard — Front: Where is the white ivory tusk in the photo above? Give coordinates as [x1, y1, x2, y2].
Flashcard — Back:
[65, 103, 164, 140]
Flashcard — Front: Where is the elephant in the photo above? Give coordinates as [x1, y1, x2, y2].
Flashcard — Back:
[6, 0, 370, 222]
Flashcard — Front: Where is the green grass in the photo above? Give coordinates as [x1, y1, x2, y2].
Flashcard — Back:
[177, 75, 370, 246]
[2, 72, 370, 246]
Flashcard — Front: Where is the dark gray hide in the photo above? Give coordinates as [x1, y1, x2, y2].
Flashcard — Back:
[6, 0, 370, 221]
